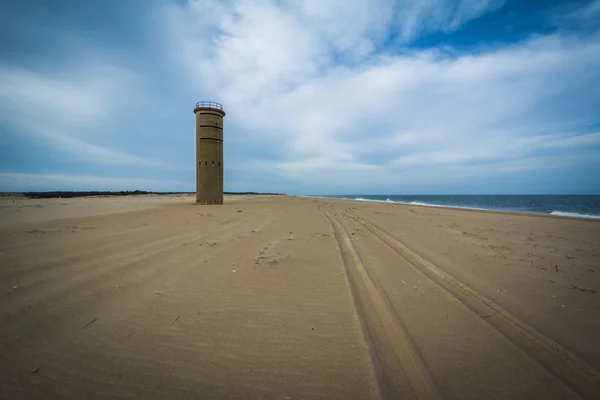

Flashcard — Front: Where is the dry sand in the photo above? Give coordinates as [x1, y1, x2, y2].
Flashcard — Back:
[0, 195, 598, 399]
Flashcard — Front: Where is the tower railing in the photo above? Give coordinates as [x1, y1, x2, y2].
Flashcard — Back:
[195, 101, 224, 111]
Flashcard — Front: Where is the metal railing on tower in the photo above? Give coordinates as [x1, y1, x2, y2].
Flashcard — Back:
[195, 101, 224, 111]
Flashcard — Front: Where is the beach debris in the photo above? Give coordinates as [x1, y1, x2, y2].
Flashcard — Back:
[12, 286, 18, 289]
[172, 316, 180, 325]
[237, 210, 242, 212]
[32, 368, 40, 374]
[232, 269, 237, 273]
[555, 265, 559, 272]
[82, 318, 98, 330]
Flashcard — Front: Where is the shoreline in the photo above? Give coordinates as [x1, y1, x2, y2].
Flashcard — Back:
[3, 193, 599, 223]
[305, 195, 600, 222]
[3, 191, 598, 221]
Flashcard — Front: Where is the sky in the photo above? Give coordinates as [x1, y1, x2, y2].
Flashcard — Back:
[0, 0, 599, 195]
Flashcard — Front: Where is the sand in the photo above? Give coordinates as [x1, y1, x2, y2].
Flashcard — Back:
[0, 194, 598, 399]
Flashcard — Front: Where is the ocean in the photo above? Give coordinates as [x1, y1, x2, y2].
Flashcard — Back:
[312, 195, 600, 220]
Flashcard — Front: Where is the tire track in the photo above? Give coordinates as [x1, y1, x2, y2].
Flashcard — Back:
[0, 216, 239, 282]
[0, 217, 249, 327]
[343, 209, 600, 399]
[2, 227, 204, 285]
[2, 209, 282, 342]
[2, 217, 240, 295]
[319, 205, 442, 400]
[0, 206, 176, 254]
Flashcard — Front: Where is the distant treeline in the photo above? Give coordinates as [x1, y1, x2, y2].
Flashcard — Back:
[13, 190, 284, 199]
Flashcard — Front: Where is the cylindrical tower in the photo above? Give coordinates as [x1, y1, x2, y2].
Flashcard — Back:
[194, 101, 226, 205]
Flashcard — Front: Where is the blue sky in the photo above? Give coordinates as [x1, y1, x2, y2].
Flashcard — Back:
[1, 0, 599, 195]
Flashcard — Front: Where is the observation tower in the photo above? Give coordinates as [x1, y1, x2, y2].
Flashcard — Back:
[194, 101, 226, 205]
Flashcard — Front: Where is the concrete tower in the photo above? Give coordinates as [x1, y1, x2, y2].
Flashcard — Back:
[194, 101, 226, 205]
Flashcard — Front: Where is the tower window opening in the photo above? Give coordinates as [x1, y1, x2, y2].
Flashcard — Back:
[205, 161, 207, 166]
[218, 161, 221, 166]
[212, 161, 215, 167]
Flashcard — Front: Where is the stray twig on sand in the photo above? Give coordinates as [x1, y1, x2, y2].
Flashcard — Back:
[81, 318, 98, 330]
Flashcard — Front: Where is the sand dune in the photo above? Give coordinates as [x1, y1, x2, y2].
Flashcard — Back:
[1, 195, 598, 399]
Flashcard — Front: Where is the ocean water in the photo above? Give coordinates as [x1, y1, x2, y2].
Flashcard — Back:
[313, 195, 600, 220]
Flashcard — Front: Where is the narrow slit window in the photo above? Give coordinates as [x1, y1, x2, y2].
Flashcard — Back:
[218, 161, 221, 166]
[212, 161, 215, 167]
[205, 161, 207, 166]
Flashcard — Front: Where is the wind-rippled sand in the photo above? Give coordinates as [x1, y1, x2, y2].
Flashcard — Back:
[1, 195, 598, 399]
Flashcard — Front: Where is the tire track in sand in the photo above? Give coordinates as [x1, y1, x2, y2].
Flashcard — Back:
[319, 205, 442, 400]
[343, 210, 600, 399]
[0, 218, 248, 330]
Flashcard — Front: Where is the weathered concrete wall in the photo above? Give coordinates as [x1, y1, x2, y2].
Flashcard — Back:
[194, 106, 225, 205]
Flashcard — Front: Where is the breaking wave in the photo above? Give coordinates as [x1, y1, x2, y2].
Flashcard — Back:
[549, 211, 600, 219]
[354, 197, 396, 203]
[353, 198, 489, 211]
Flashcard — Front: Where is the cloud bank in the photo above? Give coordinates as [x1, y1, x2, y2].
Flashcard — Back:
[1, 0, 599, 193]
[158, 0, 600, 193]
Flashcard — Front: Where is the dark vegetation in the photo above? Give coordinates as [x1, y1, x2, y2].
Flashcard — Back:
[2, 191, 284, 199]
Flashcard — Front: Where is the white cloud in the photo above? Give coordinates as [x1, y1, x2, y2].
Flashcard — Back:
[563, 0, 600, 26]
[392, 0, 506, 42]
[160, 0, 506, 100]
[158, 0, 600, 191]
[0, 59, 162, 167]
[389, 131, 600, 169]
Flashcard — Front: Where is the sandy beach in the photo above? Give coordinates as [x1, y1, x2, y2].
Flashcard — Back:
[1, 194, 599, 399]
